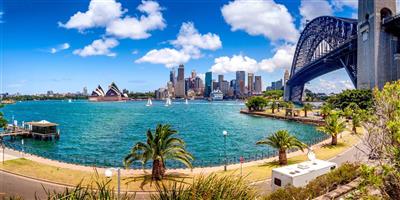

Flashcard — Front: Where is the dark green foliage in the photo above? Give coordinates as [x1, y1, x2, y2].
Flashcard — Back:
[263, 90, 283, 100]
[264, 163, 360, 200]
[245, 96, 268, 111]
[0, 104, 7, 129]
[151, 174, 258, 200]
[327, 89, 373, 110]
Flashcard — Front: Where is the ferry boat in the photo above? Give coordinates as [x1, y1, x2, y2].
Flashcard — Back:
[210, 90, 224, 101]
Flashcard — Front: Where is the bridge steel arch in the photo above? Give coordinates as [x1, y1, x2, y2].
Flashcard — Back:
[284, 16, 358, 102]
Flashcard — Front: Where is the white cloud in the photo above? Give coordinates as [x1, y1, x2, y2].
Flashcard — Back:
[397, 1, 400, 13]
[221, 0, 299, 43]
[135, 48, 190, 67]
[171, 22, 222, 56]
[136, 22, 221, 67]
[0, 12, 3, 23]
[106, 0, 165, 39]
[59, 0, 124, 31]
[210, 45, 295, 74]
[331, 0, 358, 11]
[306, 78, 354, 94]
[131, 50, 139, 55]
[60, 0, 165, 40]
[73, 38, 119, 57]
[50, 43, 70, 54]
[299, 0, 333, 25]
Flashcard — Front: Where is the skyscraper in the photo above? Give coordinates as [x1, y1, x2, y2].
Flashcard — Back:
[248, 73, 254, 95]
[175, 64, 186, 98]
[235, 71, 245, 97]
[170, 68, 176, 86]
[255, 76, 262, 94]
[191, 70, 196, 79]
[205, 72, 213, 97]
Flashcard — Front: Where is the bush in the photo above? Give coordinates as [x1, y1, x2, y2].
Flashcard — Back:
[327, 89, 373, 110]
[246, 96, 268, 111]
[264, 163, 360, 200]
[151, 173, 258, 200]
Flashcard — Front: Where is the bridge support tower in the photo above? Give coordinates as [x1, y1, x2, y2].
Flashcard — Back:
[357, 0, 399, 89]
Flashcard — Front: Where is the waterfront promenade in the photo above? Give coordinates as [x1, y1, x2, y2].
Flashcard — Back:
[240, 109, 325, 126]
[0, 128, 361, 199]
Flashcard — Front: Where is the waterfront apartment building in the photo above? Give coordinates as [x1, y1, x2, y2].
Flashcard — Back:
[175, 64, 186, 98]
[236, 71, 246, 97]
[248, 73, 254, 95]
[255, 76, 262, 94]
[267, 79, 283, 91]
[205, 72, 213, 97]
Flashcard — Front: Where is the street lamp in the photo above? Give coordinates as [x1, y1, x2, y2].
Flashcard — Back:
[105, 168, 121, 199]
[223, 130, 228, 171]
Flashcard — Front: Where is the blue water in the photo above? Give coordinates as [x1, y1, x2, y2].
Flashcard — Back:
[1, 100, 325, 168]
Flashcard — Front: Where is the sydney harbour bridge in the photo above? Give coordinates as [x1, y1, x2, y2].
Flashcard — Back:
[284, 0, 400, 102]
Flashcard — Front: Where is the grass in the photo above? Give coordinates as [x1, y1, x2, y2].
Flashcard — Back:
[0, 132, 360, 191]
[216, 132, 360, 182]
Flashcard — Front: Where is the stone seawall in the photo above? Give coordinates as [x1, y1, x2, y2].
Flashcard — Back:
[240, 110, 325, 126]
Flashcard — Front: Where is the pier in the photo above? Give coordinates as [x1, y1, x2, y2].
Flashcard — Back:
[1, 120, 60, 141]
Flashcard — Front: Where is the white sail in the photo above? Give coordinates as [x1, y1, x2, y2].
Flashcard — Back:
[165, 98, 171, 106]
[185, 99, 188, 105]
[146, 98, 152, 106]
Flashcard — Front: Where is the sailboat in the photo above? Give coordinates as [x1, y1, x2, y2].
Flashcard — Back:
[146, 98, 153, 107]
[185, 99, 189, 105]
[165, 97, 172, 107]
[68, 99, 72, 103]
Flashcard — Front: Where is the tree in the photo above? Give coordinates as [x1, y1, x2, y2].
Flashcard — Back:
[124, 124, 193, 181]
[245, 96, 268, 111]
[263, 90, 284, 100]
[318, 113, 346, 145]
[327, 89, 373, 110]
[256, 130, 306, 165]
[271, 101, 278, 114]
[320, 103, 333, 119]
[284, 101, 294, 117]
[303, 103, 313, 117]
[351, 109, 367, 134]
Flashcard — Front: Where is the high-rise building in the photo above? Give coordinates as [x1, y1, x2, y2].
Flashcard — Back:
[271, 79, 283, 90]
[284, 69, 290, 84]
[175, 64, 186, 98]
[170, 68, 176, 86]
[191, 70, 196, 79]
[220, 81, 229, 96]
[205, 72, 213, 97]
[230, 79, 236, 96]
[212, 80, 219, 91]
[83, 87, 88, 96]
[248, 73, 254, 95]
[194, 77, 204, 94]
[167, 81, 175, 97]
[254, 76, 262, 94]
[235, 71, 246, 97]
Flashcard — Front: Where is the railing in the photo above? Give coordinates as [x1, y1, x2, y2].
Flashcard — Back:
[1, 135, 329, 169]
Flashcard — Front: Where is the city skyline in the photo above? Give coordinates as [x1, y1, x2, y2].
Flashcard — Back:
[3, 0, 397, 94]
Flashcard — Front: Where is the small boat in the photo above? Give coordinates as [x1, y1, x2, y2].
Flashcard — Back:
[68, 99, 72, 103]
[146, 98, 153, 107]
[185, 99, 189, 105]
[165, 97, 172, 107]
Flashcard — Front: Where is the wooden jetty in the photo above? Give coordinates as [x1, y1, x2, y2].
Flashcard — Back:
[1, 120, 60, 141]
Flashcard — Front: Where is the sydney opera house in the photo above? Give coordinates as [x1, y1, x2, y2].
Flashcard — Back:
[88, 82, 129, 102]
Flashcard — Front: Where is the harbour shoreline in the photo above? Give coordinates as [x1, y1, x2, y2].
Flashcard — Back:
[240, 109, 325, 126]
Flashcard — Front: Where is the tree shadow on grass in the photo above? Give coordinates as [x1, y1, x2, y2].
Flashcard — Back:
[321, 142, 346, 149]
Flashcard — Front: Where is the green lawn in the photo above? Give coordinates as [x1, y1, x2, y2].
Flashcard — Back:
[0, 132, 360, 191]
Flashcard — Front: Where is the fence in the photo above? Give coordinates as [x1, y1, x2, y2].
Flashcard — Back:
[1, 135, 329, 169]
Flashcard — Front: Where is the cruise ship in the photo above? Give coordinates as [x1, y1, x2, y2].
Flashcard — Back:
[210, 89, 224, 101]
[88, 82, 129, 102]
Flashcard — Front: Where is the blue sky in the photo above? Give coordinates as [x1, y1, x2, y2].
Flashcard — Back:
[1, 0, 397, 94]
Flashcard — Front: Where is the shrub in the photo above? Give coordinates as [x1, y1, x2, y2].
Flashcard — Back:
[327, 89, 373, 110]
[151, 173, 258, 200]
[264, 163, 360, 200]
[245, 96, 268, 111]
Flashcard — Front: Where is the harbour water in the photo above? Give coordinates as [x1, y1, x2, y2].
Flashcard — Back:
[2, 100, 326, 168]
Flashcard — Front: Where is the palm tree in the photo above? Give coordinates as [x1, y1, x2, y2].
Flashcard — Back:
[303, 103, 313, 117]
[124, 124, 193, 181]
[318, 113, 346, 145]
[271, 101, 278, 114]
[351, 109, 367, 134]
[320, 103, 333, 119]
[256, 130, 306, 165]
